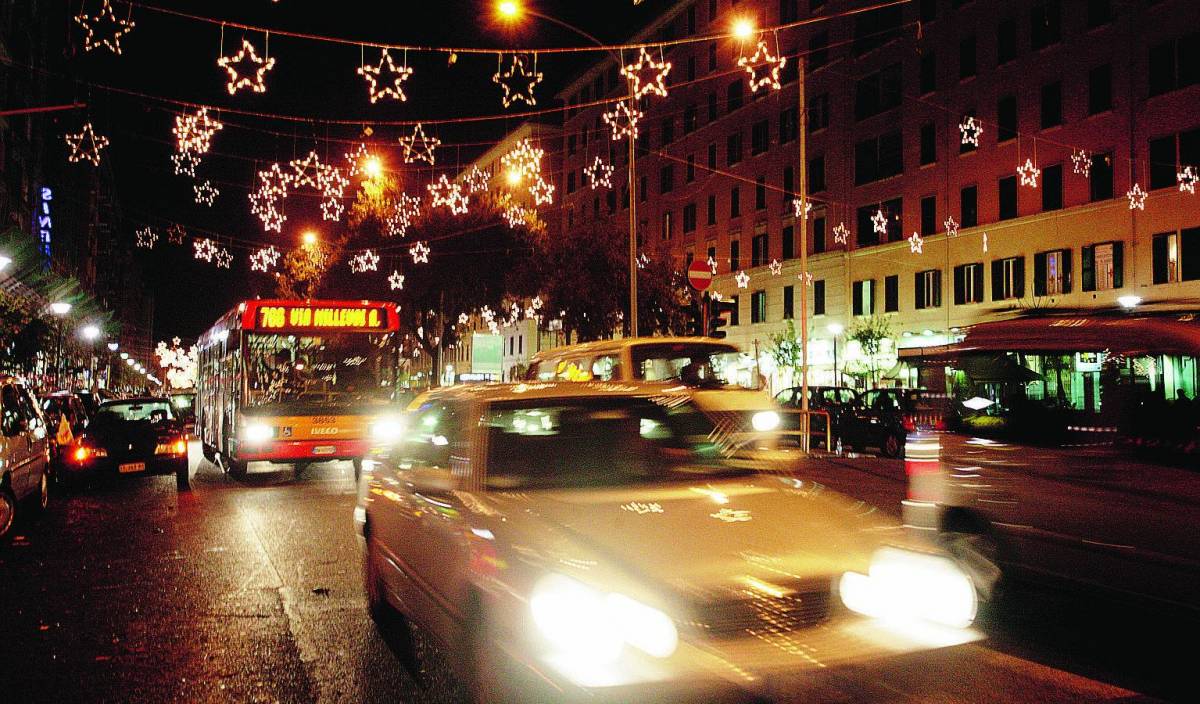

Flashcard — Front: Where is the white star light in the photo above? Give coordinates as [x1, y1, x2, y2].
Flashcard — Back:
[1126, 183, 1148, 210]
[1017, 158, 1041, 188]
[193, 238, 217, 262]
[428, 174, 469, 214]
[503, 203, 529, 229]
[959, 116, 983, 147]
[493, 53, 543, 108]
[832, 222, 850, 245]
[215, 248, 233, 269]
[1071, 149, 1091, 177]
[735, 270, 750, 288]
[707, 256, 718, 274]
[871, 209, 888, 235]
[357, 48, 413, 103]
[602, 101, 643, 141]
[458, 312, 469, 325]
[387, 193, 422, 237]
[65, 122, 109, 166]
[171, 152, 199, 177]
[288, 151, 324, 189]
[584, 156, 615, 189]
[944, 216, 960, 238]
[350, 249, 380, 273]
[792, 198, 812, 219]
[737, 40, 787, 93]
[216, 38, 276, 95]
[800, 271, 814, 286]
[463, 165, 490, 194]
[621, 47, 672, 100]
[250, 245, 280, 272]
[530, 177, 555, 206]
[531, 296, 543, 310]
[193, 180, 219, 206]
[409, 241, 430, 264]
[173, 108, 223, 159]
[1178, 166, 1198, 194]
[135, 227, 158, 249]
[399, 123, 440, 165]
[769, 259, 782, 276]
[74, 0, 135, 54]
[908, 231, 924, 254]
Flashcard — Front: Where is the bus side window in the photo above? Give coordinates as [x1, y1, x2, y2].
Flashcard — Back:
[557, 357, 593, 382]
[592, 355, 620, 381]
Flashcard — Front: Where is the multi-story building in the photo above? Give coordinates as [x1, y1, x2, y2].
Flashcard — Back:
[555, 0, 1200, 392]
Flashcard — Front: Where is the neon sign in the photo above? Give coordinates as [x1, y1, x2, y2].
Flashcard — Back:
[35, 186, 53, 262]
[256, 305, 389, 331]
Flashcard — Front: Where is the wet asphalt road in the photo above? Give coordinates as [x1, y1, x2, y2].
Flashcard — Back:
[0, 445, 1185, 703]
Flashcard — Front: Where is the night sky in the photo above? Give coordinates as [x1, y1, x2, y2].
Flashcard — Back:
[52, 0, 677, 340]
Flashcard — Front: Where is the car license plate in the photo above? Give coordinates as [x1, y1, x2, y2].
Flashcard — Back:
[119, 462, 145, 473]
[313, 446, 336, 456]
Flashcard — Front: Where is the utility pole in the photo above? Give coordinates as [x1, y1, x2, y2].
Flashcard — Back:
[627, 84, 639, 339]
[797, 56, 811, 453]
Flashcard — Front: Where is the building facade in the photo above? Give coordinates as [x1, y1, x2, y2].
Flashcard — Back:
[554, 0, 1200, 393]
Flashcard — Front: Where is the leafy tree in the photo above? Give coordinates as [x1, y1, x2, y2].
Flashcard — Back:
[767, 319, 804, 386]
[846, 315, 894, 387]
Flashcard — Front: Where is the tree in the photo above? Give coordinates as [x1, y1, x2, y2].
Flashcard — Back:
[767, 319, 804, 387]
[846, 316, 894, 387]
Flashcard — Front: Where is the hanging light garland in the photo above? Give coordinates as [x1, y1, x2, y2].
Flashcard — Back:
[399, 123, 440, 164]
[357, 48, 413, 103]
[74, 0, 135, 54]
[493, 53, 543, 108]
[737, 39, 786, 93]
[217, 38, 276, 95]
[65, 122, 109, 165]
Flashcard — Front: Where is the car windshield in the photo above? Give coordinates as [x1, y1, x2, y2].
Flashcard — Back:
[245, 333, 398, 407]
[94, 401, 174, 425]
[483, 397, 755, 490]
[41, 397, 71, 414]
[630, 342, 750, 389]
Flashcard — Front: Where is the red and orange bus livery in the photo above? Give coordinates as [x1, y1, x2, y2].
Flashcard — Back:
[196, 299, 402, 478]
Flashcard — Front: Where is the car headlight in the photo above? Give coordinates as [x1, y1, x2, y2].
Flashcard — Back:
[370, 416, 405, 443]
[242, 422, 274, 444]
[751, 410, 781, 432]
[839, 547, 977, 628]
[529, 573, 678, 663]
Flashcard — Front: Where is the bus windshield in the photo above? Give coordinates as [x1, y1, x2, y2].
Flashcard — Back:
[245, 333, 398, 408]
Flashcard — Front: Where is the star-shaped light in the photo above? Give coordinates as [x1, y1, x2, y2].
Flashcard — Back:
[959, 116, 983, 147]
[503, 203, 528, 229]
[193, 238, 217, 261]
[501, 138, 545, 180]
[74, 0, 134, 54]
[944, 216, 960, 238]
[621, 47, 672, 100]
[792, 198, 812, 219]
[637, 252, 650, 269]
[387, 270, 405, 291]
[428, 174, 469, 214]
[737, 40, 787, 93]
[457, 312, 469, 325]
[166, 224, 186, 245]
[602, 101, 643, 141]
[193, 180, 219, 206]
[171, 151, 199, 177]
[908, 231, 924, 254]
[409, 240, 430, 264]
[250, 245, 280, 272]
[288, 151, 324, 189]
[530, 177, 555, 206]
[735, 270, 750, 288]
[1178, 166, 1198, 194]
[832, 222, 850, 245]
[215, 248, 233, 269]
[707, 256, 718, 274]
[463, 165, 490, 194]
[216, 39, 276, 95]
[800, 271, 814, 286]
[493, 53, 543, 108]
[350, 249, 380, 273]
[1126, 183, 1147, 210]
[135, 227, 158, 249]
[531, 296, 543, 311]
[65, 122, 109, 165]
[584, 156, 615, 189]
[318, 166, 349, 222]
[769, 259, 782, 276]
[357, 48, 413, 103]
[399, 123, 440, 165]
[1071, 149, 1091, 177]
[871, 208, 888, 235]
[387, 193, 422, 237]
[1017, 158, 1041, 188]
[173, 108, 223, 157]
[982, 232, 989, 253]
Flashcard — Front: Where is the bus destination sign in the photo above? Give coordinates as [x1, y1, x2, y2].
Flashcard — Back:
[256, 304, 389, 331]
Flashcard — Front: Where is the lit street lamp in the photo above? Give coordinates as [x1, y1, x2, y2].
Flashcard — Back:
[48, 301, 72, 388]
[80, 325, 101, 342]
[0, 254, 12, 272]
[107, 342, 119, 351]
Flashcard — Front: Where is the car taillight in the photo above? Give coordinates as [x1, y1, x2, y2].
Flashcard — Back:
[154, 438, 189, 456]
[73, 446, 90, 463]
[902, 415, 916, 432]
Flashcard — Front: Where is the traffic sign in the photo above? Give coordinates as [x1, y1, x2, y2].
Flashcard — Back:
[687, 259, 713, 291]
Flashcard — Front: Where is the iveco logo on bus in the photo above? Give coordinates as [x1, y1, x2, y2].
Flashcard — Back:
[311, 427, 340, 436]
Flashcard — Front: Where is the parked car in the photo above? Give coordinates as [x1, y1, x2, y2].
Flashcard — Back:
[61, 397, 191, 491]
[774, 385, 857, 447]
[1, 377, 51, 540]
[40, 392, 90, 462]
[358, 382, 981, 702]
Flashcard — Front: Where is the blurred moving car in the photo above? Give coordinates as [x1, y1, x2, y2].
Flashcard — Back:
[1, 377, 51, 540]
[358, 382, 980, 702]
[39, 392, 90, 462]
[63, 397, 191, 491]
[526, 337, 758, 389]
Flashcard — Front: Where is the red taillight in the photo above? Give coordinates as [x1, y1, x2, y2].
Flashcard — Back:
[172, 439, 188, 455]
[73, 446, 91, 463]
[902, 415, 916, 432]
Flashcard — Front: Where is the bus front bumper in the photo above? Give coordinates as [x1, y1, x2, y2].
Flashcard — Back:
[236, 438, 370, 462]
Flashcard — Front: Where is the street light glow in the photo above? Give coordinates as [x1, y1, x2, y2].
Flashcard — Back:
[363, 156, 383, 178]
[1118, 295, 1142, 309]
[49, 301, 72, 316]
[107, 342, 119, 351]
[497, 1, 521, 19]
[732, 18, 755, 40]
[302, 230, 318, 246]
[80, 325, 101, 341]
[505, 169, 523, 186]
[828, 322, 844, 336]
[0, 254, 11, 272]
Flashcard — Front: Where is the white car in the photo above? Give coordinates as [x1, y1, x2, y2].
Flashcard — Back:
[1, 377, 51, 540]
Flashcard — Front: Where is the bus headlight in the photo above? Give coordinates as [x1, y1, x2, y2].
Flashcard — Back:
[371, 416, 405, 443]
[242, 422, 274, 444]
[751, 410, 781, 432]
[839, 547, 977, 628]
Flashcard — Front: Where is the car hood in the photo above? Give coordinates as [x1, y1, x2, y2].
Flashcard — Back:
[477, 475, 899, 598]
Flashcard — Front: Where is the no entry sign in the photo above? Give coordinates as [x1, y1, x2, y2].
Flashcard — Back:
[687, 259, 713, 291]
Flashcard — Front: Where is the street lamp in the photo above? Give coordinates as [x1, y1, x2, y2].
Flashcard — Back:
[80, 324, 101, 342]
[49, 301, 72, 316]
[107, 342, 119, 351]
[302, 230, 318, 247]
[496, 0, 520, 19]
[732, 18, 756, 40]
[47, 301, 73, 388]
[363, 156, 383, 179]
[828, 323, 844, 387]
[0, 254, 11, 272]
[1118, 294, 1142, 310]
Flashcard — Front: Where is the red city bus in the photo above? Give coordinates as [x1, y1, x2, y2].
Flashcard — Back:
[196, 299, 402, 479]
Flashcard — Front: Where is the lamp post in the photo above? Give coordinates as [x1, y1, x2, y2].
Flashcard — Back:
[48, 302, 72, 388]
[828, 322, 844, 387]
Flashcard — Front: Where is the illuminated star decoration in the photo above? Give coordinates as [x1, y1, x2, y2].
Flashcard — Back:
[288, 151, 324, 189]
[584, 156, 615, 189]
[173, 108, 223, 160]
[399, 123, 440, 165]
[1017, 158, 1041, 188]
[166, 224, 186, 245]
[171, 152, 199, 177]
[1126, 182, 1148, 210]
[193, 238, 217, 261]
[769, 258, 782, 276]
[735, 270, 750, 289]
[621, 47, 672, 100]
[427, 174, 469, 215]
[463, 165, 490, 194]
[832, 222, 850, 245]
[707, 256, 718, 274]
[871, 208, 888, 235]
[317, 166, 349, 221]
[250, 163, 290, 232]
[602, 101, 643, 141]
[637, 252, 650, 269]
[959, 116, 983, 147]
[530, 177, 555, 206]
[458, 312, 469, 326]
[388, 270, 406, 291]
[193, 180, 219, 206]
[710, 292, 723, 302]
[501, 138, 545, 180]
[409, 240, 430, 264]
[944, 215, 960, 238]
[217, 38, 276, 95]
[344, 142, 375, 177]
[503, 203, 529, 229]
[1178, 165, 1198, 194]
[65, 122, 110, 165]
[800, 271, 814, 286]
[386, 193, 422, 237]
[250, 245, 280, 272]
[737, 39, 787, 93]
[1071, 149, 1091, 177]
[215, 248, 233, 269]
[908, 231, 924, 254]
[357, 48, 413, 103]
[135, 227, 158, 249]
[74, 0, 135, 54]
[792, 198, 812, 219]
[493, 53, 543, 108]
[349, 249, 380, 273]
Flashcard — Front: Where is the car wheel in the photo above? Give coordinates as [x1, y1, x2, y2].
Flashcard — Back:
[881, 433, 905, 458]
[294, 462, 309, 478]
[176, 463, 191, 492]
[0, 484, 16, 540]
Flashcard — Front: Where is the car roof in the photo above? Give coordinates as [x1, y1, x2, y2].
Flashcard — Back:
[99, 397, 169, 406]
[528, 337, 739, 361]
[407, 380, 688, 408]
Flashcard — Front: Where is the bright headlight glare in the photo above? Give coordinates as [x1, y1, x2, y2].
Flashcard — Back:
[242, 422, 273, 443]
[371, 417, 405, 442]
[839, 547, 977, 629]
[751, 410, 781, 432]
[530, 574, 677, 662]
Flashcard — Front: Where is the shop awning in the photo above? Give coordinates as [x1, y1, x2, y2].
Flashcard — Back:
[941, 313, 1200, 357]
